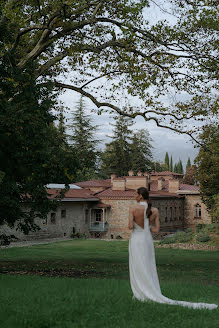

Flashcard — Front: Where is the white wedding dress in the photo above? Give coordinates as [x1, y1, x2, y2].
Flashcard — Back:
[129, 201, 218, 310]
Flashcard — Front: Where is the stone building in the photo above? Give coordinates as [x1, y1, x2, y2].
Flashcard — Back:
[2, 172, 212, 241]
[74, 171, 211, 240]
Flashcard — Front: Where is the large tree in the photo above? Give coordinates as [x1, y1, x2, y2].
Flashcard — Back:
[164, 152, 170, 171]
[0, 52, 78, 235]
[195, 124, 219, 215]
[0, 0, 218, 144]
[100, 116, 133, 177]
[130, 129, 153, 174]
[68, 96, 99, 181]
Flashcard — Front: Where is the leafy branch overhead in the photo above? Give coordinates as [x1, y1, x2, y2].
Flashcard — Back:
[1, 0, 218, 142]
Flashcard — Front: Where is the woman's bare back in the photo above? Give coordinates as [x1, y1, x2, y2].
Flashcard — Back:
[132, 205, 158, 229]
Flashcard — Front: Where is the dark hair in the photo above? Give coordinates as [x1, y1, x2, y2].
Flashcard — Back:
[137, 187, 152, 218]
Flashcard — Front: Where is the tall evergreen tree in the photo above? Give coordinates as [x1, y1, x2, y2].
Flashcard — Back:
[151, 161, 163, 172]
[170, 155, 173, 172]
[164, 152, 170, 171]
[130, 130, 153, 174]
[177, 159, 184, 174]
[100, 116, 133, 177]
[186, 157, 192, 169]
[174, 163, 178, 173]
[68, 96, 99, 181]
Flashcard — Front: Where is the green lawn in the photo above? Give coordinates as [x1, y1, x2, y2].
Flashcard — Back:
[0, 240, 218, 328]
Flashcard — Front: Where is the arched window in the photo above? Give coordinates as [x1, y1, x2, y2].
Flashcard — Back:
[194, 204, 201, 218]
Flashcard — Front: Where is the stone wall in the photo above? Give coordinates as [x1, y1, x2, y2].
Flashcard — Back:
[101, 199, 136, 239]
[99, 197, 184, 240]
[2, 201, 93, 241]
[183, 194, 211, 230]
[150, 198, 184, 232]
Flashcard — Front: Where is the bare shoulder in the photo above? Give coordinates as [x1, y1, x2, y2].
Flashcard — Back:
[152, 207, 159, 215]
[129, 204, 143, 211]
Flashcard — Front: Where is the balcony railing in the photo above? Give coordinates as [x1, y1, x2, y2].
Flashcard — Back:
[89, 222, 109, 232]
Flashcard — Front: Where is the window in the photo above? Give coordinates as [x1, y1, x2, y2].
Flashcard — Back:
[95, 209, 102, 222]
[179, 206, 182, 221]
[194, 204, 201, 218]
[170, 207, 173, 221]
[165, 207, 168, 222]
[174, 207, 177, 221]
[42, 216, 47, 225]
[61, 209, 66, 218]
[85, 209, 89, 224]
[51, 212, 56, 224]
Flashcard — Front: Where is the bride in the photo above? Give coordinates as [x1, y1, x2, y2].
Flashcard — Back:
[128, 187, 218, 310]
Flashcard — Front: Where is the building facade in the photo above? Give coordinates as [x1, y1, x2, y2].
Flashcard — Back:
[2, 172, 212, 241]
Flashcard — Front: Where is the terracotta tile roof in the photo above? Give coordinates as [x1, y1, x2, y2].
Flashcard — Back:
[96, 188, 136, 199]
[151, 171, 184, 176]
[47, 188, 99, 200]
[179, 184, 200, 191]
[96, 188, 182, 199]
[75, 179, 111, 188]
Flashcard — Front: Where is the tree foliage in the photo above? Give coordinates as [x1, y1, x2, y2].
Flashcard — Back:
[100, 116, 134, 177]
[68, 96, 99, 181]
[0, 0, 218, 143]
[195, 124, 219, 214]
[186, 157, 192, 169]
[165, 152, 170, 171]
[0, 52, 78, 234]
[129, 129, 153, 174]
[183, 166, 195, 185]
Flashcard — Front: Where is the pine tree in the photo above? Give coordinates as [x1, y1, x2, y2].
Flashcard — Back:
[186, 157, 192, 169]
[164, 152, 170, 171]
[177, 159, 184, 174]
[170, 155, 173, 172]
[68, 96, 99, 181]
[99, 116, 133, 177]
[174, 163, 178, 173]
[130, 129, 153, 174]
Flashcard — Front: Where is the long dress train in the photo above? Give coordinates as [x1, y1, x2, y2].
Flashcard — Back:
[128, 201, 218, 310]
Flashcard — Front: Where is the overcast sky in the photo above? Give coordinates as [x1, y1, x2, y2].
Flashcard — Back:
[59, 90, 199, 169]
[58, 1, 200, 169]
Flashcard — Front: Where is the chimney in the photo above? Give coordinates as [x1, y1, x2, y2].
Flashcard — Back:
[128, 170, 134, 176]
[137, 171, 142, 176]
[158, 177, 165, 190]
[111, 174, 116, 183]
[168, 179, 180, 193]
[112, 178, 126, 191]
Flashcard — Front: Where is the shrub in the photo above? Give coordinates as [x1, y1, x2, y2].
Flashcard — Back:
[116, 235, 123, 239]
[175, 231, 193, 243]
[196, 233, 210, 242]
[71, 232, 86, 239]
[204, 223, 219, 233]
[159, 236, 177, 245]
[196, 224, 206, 233]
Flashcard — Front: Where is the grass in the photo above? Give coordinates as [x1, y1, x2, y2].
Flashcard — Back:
[0, 240, 219, 328]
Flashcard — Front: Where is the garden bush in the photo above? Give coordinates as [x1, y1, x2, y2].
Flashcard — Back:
[196, 233, 210, 243]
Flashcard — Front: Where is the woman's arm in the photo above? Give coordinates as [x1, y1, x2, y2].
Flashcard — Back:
[150, 208, 160, 233]
[128, 207, 134, 230]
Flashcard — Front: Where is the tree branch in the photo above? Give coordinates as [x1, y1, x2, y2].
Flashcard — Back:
[54, 81, 202, 145]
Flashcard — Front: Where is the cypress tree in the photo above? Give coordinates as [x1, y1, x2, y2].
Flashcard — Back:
[186, 157, 192, 169]
[177, 159, 184, 174]
[164, 152, 170, 170]
[174, 163, 178, 173]
[170, 155, 173, 172]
